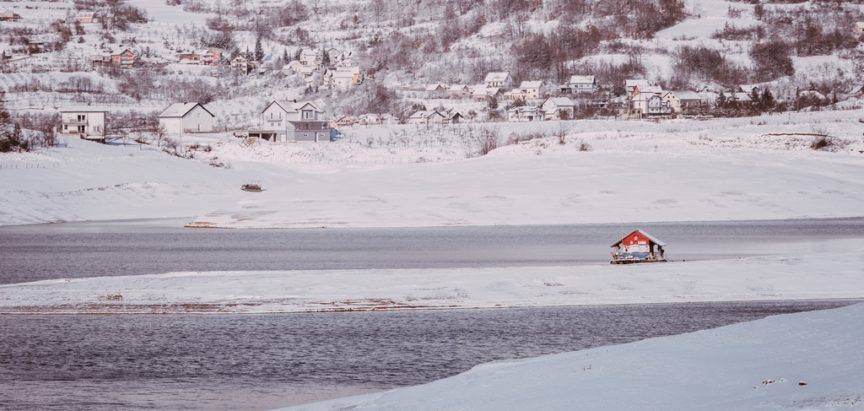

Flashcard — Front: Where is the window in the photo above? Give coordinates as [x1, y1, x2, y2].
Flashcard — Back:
[77, 114, 85, 122]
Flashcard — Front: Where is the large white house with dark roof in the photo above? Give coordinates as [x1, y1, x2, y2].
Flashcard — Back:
[157, 103, 215, 135]
[254, 100, 330, 143]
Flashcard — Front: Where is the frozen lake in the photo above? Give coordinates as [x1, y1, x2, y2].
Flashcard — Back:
[1, 217, 863, 284]
[0, 300, 854, 411]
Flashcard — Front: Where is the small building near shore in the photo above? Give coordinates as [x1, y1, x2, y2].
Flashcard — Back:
[610, 229, 667, 264]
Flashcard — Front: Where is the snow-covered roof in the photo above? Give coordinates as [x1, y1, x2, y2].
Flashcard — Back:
[158, 103, 214, 118]
[639, 85, 664, 94]
[520, 81, 542, 89]
[484, 72, 510, 82]
[569, 75, 595, 84]
[448, 84, 469, 91]
[476, 87, 502, 96]
[799, 90, 826, 100]
[625, 79, 650, 89]
[265, 100, 323, 114]
[739, 84, 760, 94]
[544, 97, 575, 107]
[731, 92, 752, 102]
[425, 84, 445, 91]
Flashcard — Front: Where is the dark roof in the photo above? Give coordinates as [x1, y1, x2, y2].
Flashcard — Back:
[611, 229, 667, 247]
[158, 102, 215, 118]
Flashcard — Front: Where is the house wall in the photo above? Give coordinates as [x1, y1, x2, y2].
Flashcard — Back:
[159, 117, 183, 135]
[290, 121, 330, 142]
[663, 95, 682, 113]
[59, 112, 106, 138]
[572, 83, 596, 93]
[618, 231, 652, 256]
[183, 105, 215, 133]
[262, 104, 288, 131]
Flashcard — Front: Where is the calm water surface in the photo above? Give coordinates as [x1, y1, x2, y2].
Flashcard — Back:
[1, 217, 862, 284]
[0, 301, 855, 410]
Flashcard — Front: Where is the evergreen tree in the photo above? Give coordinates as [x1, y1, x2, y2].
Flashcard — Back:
[283, 48, 289, 62]
[321, 50, 330, 68]
[254, 36, 264, 62]
[761, 89, 775, 110]
[750, 88, 761, 111]
[716, 90, 727, 109]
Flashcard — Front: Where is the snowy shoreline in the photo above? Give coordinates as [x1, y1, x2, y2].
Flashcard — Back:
[281, 302, 864, 411]
[3, 241, 862, 315]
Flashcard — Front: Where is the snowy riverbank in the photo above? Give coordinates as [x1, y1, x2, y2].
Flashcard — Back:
[1, 238, 862, 314]
[2, 112, 863, 229]
[281, 302, 864, 411]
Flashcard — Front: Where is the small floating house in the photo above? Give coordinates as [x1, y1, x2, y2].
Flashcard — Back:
[610, 229, 667, 264]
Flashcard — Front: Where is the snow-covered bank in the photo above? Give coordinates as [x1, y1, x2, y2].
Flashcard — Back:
[282, 302, 864, 411]
[2, 112, 863, 228]
[0, 140, 246, 226]
[2, 239, 862, 314]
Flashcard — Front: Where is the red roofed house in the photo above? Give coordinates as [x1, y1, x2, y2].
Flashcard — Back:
[610, 229, 667, 264]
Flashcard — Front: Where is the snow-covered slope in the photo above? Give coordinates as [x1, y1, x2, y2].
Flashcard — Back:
[282, 302, 864, 411]
[2, 110, 863, 228]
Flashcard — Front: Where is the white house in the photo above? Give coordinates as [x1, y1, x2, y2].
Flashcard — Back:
[568, 75, 596, 94]
[484, 72, 512, 88]
[407, 110, 447, 125]
[507, 80, 543, 101]
[507, 106, 544, 122]
[625, 79, 651, 94]
[58, 106, 108, 140]
[447, 84, 471, 98]
[472, 86, 502, 101]
[158, 103, 215, 135]
[231, 55, 251, 74]
[541, 97, 576, 120]
[628, 83, 664, 117]
[257, 100, 330, 142]
[299, 48, 322, 69]
[332, 66, 362, 90]
[663, 91, 704, 114]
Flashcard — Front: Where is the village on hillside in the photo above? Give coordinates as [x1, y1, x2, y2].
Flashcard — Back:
[0, 0, 862, 148]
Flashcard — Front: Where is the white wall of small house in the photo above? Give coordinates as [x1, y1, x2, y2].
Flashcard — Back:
[182, 106, 214, 133]
[262, 104, 288, 131]
[59, 112, 106, 137]
[159, 117, 183, 136]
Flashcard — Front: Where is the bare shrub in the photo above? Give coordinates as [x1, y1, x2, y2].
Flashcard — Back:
[477, 128, 499, 156]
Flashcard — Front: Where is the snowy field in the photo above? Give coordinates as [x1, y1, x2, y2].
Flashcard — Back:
[282, 302, 864, 411]
[1, 238, 861, 314]
[1, 110, 862, 229]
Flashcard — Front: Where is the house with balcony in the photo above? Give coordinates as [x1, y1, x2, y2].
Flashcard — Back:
[253, 100, 330, 142]
[58, 107, 108, 140]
